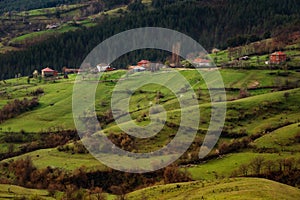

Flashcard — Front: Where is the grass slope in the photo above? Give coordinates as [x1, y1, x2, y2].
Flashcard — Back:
[0, 184, 57, 199]
[2, 146, 107, 171]
[187, 152, 300, 180]
[125, 178, 300, 200]
[252, 123, 300, 152]
[1, 69, 300, 176]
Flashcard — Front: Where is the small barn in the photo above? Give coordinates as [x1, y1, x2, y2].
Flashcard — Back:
[270, 51, 287, 64]
[42, 67, 58, 77]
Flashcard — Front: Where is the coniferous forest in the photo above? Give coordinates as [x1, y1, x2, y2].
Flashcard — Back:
[1, 0, 300, 79]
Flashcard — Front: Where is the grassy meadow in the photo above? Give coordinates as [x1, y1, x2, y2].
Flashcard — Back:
[0, 68, 300, 198]
[125, 178, 300, 200]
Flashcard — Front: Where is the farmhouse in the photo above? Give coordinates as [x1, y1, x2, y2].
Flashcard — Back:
[138, 60, 150, 68]
[96, 64, 114, 72]
[270, 51, 287, 64]
[42, 67, 58, 77]
[128, 65, 146, 72]
[63, 67, 80, 74]
[193, 58, 211, 67]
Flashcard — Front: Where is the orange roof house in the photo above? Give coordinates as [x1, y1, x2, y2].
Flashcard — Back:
[137, 60, 150, 67]
[270, 51, 287, 64]
[193, 58, 211, 67]
[42, 67, 58, 77]
[128, 65, 146, 72]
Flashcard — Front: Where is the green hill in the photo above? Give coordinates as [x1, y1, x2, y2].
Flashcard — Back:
[0, 184, 57, 199]
[1, 68, 300, 177]
[125, 178, 300, 200]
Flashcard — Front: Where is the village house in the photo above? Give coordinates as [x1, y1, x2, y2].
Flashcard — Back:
[137, 60, 151, 68]
[96, 64, 114, 72]
[193, 58, 211, 67]
[62, 67, 80, 74]
[42, 67, 58, 77]
[270, 51, 287, 64]
[128, 65, 146, 72]
[46, 23, 60, 30]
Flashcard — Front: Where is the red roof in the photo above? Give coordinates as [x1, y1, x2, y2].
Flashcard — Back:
[138, 60, 150, 65]
[271, 51, 286, 56]
[42, 67, 55, 72]
[193, 58, 210, 63]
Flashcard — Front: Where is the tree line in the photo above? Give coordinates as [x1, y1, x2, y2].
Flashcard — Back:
[1, 0, 300, 79]
[0, 156, 191, 197]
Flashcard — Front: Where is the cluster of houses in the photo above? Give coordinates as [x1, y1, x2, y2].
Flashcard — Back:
[37, 65, 116, 78]
[128, 58, 213, 72]
[36, 51, 288, 78]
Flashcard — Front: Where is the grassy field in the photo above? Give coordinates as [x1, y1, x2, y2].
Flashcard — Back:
[125, 178, 300, 200]
[209, 38, 300, 69]
[0, 68, 300, 198]
[0, 69, 299, 175]
[17, 4, 87, 17]
[9, 21, 96, 46]
[252, 123, 300, 152]
[1, 69, 300, 133]
[2, 148, 107, 171]
[187, 152, 300, 180]
[0, 184, 58, 199]
[0, 183, 118, 200]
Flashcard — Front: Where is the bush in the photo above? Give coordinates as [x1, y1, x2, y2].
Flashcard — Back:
[163, 164, 191, 184]
[0, 98, 39, 123]
[30, 88, 44, 96]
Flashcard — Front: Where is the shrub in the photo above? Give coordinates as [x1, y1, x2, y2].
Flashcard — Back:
[163, 164, 191, 184]
[0, 98, 39, 123]
[30, 88, 44, 96]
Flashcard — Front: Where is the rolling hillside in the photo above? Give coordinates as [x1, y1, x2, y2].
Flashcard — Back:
[0, 68, 299, 198]
[1, 0, 300, 199]
[125, 178, 300, 200]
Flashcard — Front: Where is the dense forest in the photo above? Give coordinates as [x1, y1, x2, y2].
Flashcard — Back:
[1, 0, 300, 79]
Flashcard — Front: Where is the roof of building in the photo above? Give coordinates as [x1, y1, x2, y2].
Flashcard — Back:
[42, 67, 55, 72]
[193, 58, 211, 63]
[271, 51, 286, 56]
[138, 60, 150, 65]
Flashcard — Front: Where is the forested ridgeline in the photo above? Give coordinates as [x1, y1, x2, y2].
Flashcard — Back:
[1, 0, 300, 79]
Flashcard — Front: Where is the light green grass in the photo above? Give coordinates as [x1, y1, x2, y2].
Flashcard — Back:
[10, 30, 54, 44]
[187, 152, 300, 180]
[0, 184, 57, 199]
[2, 148, 107, 171]
[1, 69, 300, 134]
[252, 123, 300, 152]
[17, 4, 87, 17]
[125, 178, 300, 200]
